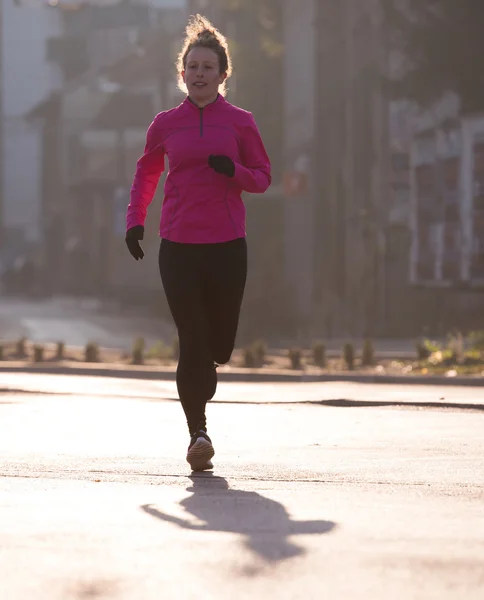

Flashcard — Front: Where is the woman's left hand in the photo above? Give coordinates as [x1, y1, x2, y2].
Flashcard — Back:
[208, 155, 235, 178]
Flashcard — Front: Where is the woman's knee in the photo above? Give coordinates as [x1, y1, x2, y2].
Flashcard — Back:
[213, 347, 233, 365]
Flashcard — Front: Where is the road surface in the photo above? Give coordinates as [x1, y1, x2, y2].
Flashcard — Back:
[0, 374, 483, 599]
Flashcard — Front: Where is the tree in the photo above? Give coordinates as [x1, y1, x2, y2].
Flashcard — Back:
[386, 0, 484, 113]
[209, 0, 284, 182]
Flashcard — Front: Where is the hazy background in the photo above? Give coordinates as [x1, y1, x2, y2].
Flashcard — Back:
[1, 0, 484, 349]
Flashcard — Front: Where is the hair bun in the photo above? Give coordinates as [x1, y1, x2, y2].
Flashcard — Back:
[198, 28, 215, 39]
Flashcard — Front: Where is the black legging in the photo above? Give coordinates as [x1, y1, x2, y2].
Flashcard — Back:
[159, 237, 247, 434]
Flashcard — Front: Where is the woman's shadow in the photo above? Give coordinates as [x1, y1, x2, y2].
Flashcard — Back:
[141, 474, 336, 569]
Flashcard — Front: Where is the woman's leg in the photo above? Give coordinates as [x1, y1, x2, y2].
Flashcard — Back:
[204, 238, 248, 367]
[158, 240, 216, 435]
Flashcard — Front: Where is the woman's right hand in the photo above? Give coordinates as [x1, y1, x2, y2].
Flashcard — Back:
[125, 225, 145, 261]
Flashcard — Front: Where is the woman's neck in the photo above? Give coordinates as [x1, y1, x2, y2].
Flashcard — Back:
[188, 93, 219, 108]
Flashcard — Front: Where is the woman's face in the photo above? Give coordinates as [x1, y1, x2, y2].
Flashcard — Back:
[182, 47, 226, 105]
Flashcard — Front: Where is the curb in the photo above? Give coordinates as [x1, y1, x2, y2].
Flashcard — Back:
[1, 363, 484, 386]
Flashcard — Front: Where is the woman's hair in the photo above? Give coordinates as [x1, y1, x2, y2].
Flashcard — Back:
[177, 14, 233, 96]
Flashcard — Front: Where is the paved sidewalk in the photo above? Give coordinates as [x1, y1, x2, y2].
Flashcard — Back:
[1, 359, 484, 387]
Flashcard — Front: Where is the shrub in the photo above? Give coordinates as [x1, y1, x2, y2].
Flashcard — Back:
[415, 338, 439, 360]
[361, 338, 374, 366]
[33, 345, 44, 363]
[288, 347, 302, 370]
[312, 342, 327, 368]
[0, 345, 4, 361]
[16, 337, 27, 357]
[447, 332, 465, 364]
[343, 343, 355, 370]
[85, 342, 100, 363]
[251, 339, 267, 367]
[427, 350, 444, 365]
[132, 337, 145, 365]
[55, 342, 65, 361]
[467, 330, 484, 352]
[243, 346, 256, 368]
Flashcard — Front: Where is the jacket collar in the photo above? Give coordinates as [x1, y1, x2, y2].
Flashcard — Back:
[184, 93, 224, 111]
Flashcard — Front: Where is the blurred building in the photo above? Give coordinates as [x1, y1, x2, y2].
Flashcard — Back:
[405, 95, 484, 333]
[384, 98, 416, 334]
[384, 88, 484, 335]
[281, 0, 315, 338]
[0, 0, 62, 263]
[14, 0, 186, 299]
[283, 0, 388, 338]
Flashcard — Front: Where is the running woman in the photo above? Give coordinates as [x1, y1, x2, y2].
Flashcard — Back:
[125, 14, 271, 471]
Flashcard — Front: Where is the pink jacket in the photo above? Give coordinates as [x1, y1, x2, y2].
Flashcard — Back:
[126, 94, 272, 244]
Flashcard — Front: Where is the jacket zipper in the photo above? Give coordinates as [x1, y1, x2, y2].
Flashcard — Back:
[199, 108, 204, 137]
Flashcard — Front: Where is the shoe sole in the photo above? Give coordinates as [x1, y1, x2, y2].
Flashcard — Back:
[193, 460, 213, 472]
[187, 438, 215, 472]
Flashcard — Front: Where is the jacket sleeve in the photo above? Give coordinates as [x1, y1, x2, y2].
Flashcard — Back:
[126, 115, 165, 230]
[233, 113, 271, 194]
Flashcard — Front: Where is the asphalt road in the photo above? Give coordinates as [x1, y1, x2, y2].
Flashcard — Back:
[0, 374, 483, 599]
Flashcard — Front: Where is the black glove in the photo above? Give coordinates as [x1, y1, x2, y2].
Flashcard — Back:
[125, 225, 145, 261]
[208, 154, 235, 178]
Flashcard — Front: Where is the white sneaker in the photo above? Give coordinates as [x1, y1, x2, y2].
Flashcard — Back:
[186, 430, 215, 472]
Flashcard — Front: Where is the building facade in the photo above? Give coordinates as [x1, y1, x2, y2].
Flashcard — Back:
[282, 0, 316, 336]
[283, 0, 389, 338]
[5, 0, 186, 298]
[0, 0, 62, 261]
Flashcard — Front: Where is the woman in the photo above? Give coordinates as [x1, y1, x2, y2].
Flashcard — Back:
[125, 14, 271, 471]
